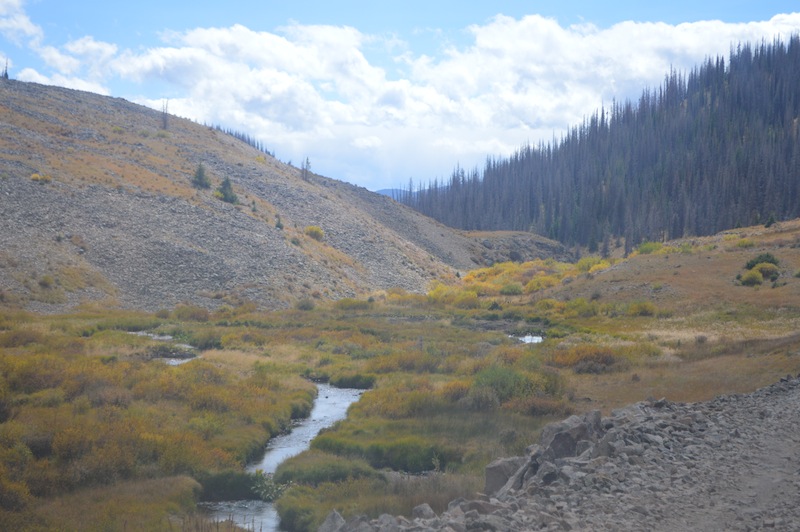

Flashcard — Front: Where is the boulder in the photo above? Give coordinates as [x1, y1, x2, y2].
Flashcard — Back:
[319, 510, 346, 532]
[484, 456, 527, 495]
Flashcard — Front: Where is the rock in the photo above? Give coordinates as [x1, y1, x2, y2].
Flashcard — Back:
[484, 456, 526, 495]
[334, 377, 800, 532]
[413, 503, 437, 520]
[319, 510, 346, 532]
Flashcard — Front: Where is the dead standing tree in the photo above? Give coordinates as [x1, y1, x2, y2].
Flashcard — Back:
[161, 99, 169, 130]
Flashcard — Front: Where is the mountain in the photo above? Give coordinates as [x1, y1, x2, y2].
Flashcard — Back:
[0, 79, 570, 312]
[399, 36, 800, 253]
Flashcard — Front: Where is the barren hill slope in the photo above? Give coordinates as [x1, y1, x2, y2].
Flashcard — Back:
[0, 80, 569, 312]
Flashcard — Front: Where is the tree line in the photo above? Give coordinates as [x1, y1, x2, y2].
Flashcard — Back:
[397, 36, 800, 254]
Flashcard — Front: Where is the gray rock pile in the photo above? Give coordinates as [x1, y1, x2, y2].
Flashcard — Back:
[325, 375, 800, 531]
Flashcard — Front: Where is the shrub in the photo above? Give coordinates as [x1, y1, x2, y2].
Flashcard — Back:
[637, 241, 663, 255]
[0, 474, 31, 511]
[196, 470, 256, 501]
[525, 275, 559, 292]
[576, 255, 604, 272]
[438, 380, 471, 402]
[504, 395, 573, 417]
[745, 253, 779, 270]
[736, 238, 755, 248]
[453, 291, 480, 309]
[275, 485, 317, 532]
[499, 283, 523, 296]
[588, 260, 611, 274]
[551, 345, 624, 374]
[172, 304, 209, 322]
[334, 298, 372, 311]
[740, 269, 763, 286]
[215, 177, 238, 203]
[565, 298, 597, 318]
[364, 437, 443, 472]
[627, 301, 657, 317]
[330, 373, 375, 389]
[188, 414, 223, 440]
[273, 451, 377, 486]
[304, 226, 324, 241]
[30, 173, 51, 183]
[252, 470, 292, 501]
[472, 367, 531, 404]
[296, 299, 315, 311]
[751, 262, 779, 281]
[0, 329, 45, 347]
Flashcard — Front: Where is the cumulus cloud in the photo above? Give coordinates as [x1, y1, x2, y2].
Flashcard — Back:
[16, 67, 110, 94]
[0, 0, 41, 45]
[4, 3, 800, 190]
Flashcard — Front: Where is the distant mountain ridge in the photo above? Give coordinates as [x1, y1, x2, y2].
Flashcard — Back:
[0, 79, 570, 312]
[400, 36, 800, 253]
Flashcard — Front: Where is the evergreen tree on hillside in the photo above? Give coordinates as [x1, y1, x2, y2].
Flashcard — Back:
[216, 177, 238, 204]
[400, 35, 800, 250]
[192, 163, 211, 189]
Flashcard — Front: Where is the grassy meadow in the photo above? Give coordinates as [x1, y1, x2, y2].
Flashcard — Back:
[2, 221, 800, 531]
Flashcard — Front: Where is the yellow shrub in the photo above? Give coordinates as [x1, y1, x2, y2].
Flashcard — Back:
[534, 298, 565, 313]
[453, 291, 480, 309]
[588, 260, 611, 274]
[304, 226, 325, 241]
[627, 301, 657, 317]
[525, 275, 559, 293]
[30, 173, 52, 183]
[576, 256, 603, 272]
[752, 262, 779, 281]
[740, 269, 763, 286]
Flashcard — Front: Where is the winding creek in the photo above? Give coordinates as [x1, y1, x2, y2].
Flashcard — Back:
[201, 383, 363, 530]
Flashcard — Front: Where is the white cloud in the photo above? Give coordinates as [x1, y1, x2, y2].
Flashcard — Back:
[16, 67, 109, 94]
[4, 4, 800, 190]
[0, 0, 41, 45]
[353, 135, 382, 149]
[37, 44, 81, 74]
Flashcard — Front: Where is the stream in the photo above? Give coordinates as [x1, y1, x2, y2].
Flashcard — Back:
[201, 383, 363, 530]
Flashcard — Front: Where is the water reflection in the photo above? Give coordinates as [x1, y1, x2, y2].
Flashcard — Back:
[514, 334, 543, 344]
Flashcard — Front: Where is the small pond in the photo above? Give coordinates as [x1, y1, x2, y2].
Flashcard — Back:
[514, 334, 543, 344]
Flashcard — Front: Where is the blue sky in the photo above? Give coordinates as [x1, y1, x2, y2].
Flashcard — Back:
[2, 1, 800, 190]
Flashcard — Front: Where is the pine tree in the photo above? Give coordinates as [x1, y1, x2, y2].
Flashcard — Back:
[399, 35, 800, 249]
[216, 177, 238, 204]
[192, 163, 211, 189]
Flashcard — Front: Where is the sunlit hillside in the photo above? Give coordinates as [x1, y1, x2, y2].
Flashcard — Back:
[0, 79, 570, 313]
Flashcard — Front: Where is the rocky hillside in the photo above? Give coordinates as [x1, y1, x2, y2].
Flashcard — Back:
[0, 80, 570, 312]
[327, 375, 800, 531]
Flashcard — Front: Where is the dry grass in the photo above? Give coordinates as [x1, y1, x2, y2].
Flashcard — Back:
[27, 476, 202, 531]
[570, 349, 800, 413]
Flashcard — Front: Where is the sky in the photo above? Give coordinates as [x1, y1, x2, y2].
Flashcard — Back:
[2, 1, 800, 191]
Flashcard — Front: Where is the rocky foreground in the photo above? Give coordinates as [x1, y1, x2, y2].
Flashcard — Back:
[323, 375, 800, 531]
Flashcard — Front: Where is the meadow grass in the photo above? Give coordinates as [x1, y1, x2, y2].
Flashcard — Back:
[3, 221, 800, 530]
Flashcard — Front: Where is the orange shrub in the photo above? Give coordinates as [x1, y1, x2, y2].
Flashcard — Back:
[550, 344, 624, 374]
[438, 380, 471, 402]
